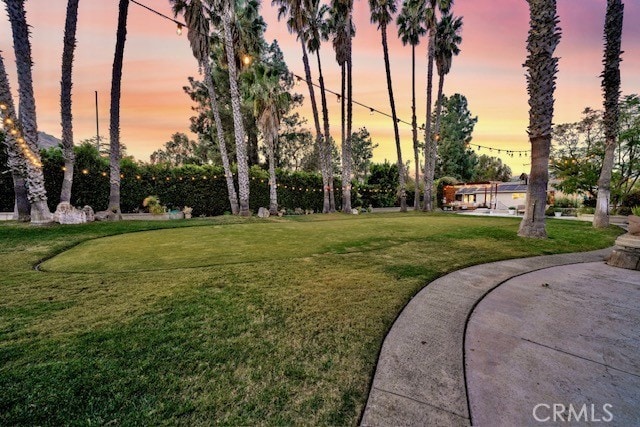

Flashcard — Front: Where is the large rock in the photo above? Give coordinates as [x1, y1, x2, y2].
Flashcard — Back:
[95, 210, 117, 221]
[607, 233, 640, 271]
[54, 202, 86, 224]
[82, 206, 95, 222]
[257, 207, 270, 218]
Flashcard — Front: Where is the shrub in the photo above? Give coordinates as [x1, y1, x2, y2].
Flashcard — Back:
[632, 206, 640, 216]
[578, 206, 595, 215]
[554, 196, 580, 208]
[143, 196, 164, 215]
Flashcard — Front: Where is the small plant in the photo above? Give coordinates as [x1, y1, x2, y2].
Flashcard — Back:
[554, 207, 563, 213]
[508, 206, 516, 210]
[578, 206, 595, 215]
[545, 206, 555, 216]
[632, 206, 640, 217]
[182, 206, 193, 215]
[143, 196, 164, 215]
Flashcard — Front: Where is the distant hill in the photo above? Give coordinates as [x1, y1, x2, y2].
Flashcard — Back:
[37, 132, 62, 150]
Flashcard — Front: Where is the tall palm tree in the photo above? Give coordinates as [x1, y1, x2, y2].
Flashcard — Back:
[305, 0, 334, 211]
[170, 0, 240, 215]
[107, 0, 129, 219]
[594, 0, 624, 228]
[0, 54, 29, 221]
[369, 0, 407, 212]
[397, 0, 426, 209]
[329, 2, 352, 212]
[273, 0, 332, 213]
[518, 0, 561, 238]
[59, 0, 80, 204]
[219, 0, 251, 216]
[4, 0, 52, 224]
[431, 13, 462, 184]
[422, 0, 451, 211]
[246, 64, 291, 214]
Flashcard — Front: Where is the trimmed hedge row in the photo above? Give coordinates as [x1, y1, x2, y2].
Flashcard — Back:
[1, 146, 410, 215]
[0, 147, 349, 216]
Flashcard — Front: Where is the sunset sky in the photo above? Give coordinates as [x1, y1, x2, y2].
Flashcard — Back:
[1, 0, 638, 175]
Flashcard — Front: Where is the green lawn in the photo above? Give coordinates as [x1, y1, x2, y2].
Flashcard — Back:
[0, 213, 621, 425]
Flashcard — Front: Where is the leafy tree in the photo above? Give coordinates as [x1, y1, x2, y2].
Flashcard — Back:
[551, 96, 640, 207]
[435, 94, 477, 181]
[518, 0, 561, 238]
[275, 112, 314, 171]
[150, 133, 200, 166]
[350, 127, 378, 182]
[473, 155, 512, 182]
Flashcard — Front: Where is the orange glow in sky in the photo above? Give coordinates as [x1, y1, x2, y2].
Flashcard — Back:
[0, 0, 638, 175]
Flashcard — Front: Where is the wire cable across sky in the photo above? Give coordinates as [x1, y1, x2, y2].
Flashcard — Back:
[129, 0, 531, 156]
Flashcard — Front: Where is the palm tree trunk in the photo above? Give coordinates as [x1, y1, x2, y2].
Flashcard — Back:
[108, 0, 129, 219]
[60, 0, 79, 204]
[431, 72, 445, 188]
[204, 62, 239, 215]
[411, 45, 420, 210]
[314, 48, 332, 213]
[422, 30, 435, 212]
[12, 173, 30, 221]
[594, 0, 624, 228]
[300, 39, 330, 213]
[380, 23, 407, 212]
[268, 135, 278, 214]
[222, 10, 251, 216]
[518, 0, 561, 238]
[341, 63, 351, 213]
[345, 24, 354, 212]
[0, 51, 30, 220]
[5, 0, 52, 224]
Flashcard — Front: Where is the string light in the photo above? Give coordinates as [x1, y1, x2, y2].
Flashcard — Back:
[127, 0, 532, 158]
[176, 23, 183, 36]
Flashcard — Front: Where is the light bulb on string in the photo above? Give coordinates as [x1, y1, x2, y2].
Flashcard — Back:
[176, 23, 183, 35]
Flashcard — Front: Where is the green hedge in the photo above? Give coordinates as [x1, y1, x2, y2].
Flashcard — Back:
[1, 146, 354, 216]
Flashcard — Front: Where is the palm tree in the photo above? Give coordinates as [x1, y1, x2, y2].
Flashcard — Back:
[170, 0, 240, 215]
[431, 13, 462, 184]
[0, 54, 29, 221]
[594, 0, 624, 228]
[369, 0, 407, 212]
[60, 0, 80, 204]
[328, 2, 352, 212]
[422, 0, 451, 211]
[4, 0, 52, 224]
[219, 0, 251, 216]
[397, 0, 426, 209]
[518, 0, 561, 238]
[273, 0, 332, 213]
[305, 0, 334, 212]
[107, 0, 129, 219]
[246, 64, 291, 214]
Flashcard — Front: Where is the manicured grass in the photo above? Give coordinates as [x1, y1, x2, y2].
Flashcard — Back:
[0, 213, 621, 425]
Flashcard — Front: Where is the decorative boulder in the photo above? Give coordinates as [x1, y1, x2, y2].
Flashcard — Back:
[257, 207, 270, 218]
[278, 209, 285, 217]
[95, 210, 117, 221]
[351, 208, 359, 215]
[53, 202, 86, 224]
[83, 206, 95, 222]
[629, 215, 640, 235]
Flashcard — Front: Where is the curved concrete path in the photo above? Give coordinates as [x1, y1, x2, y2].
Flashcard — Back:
[466, 261, 640, 426]
[360, 248, 617, 426]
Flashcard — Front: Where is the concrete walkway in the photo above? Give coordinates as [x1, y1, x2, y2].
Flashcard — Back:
[361, 248, 640, 426]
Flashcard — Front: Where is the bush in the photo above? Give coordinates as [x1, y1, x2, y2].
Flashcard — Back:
[545, 206, 556, 216]
[554, 196, 580, 208]
[578, 206, 595, 215]
[632, 206, 640, 216]
[0, 144, 346, 216]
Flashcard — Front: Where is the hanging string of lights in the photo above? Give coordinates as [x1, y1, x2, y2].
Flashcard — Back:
[0, 103, 43, 168]
[54, 166, 386, 193]
[130, 0, 531, 157]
